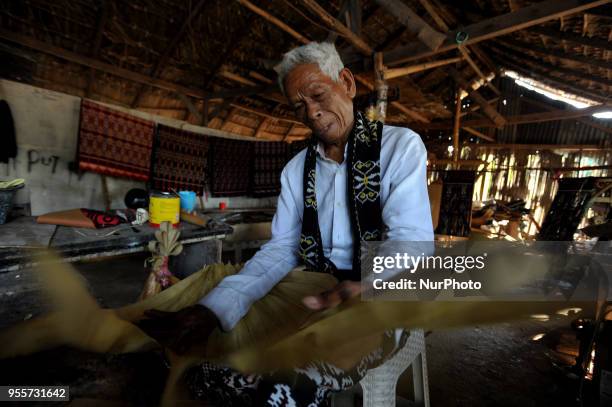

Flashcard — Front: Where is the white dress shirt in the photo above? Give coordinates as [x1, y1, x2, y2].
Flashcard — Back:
[200, 125, 434, 331]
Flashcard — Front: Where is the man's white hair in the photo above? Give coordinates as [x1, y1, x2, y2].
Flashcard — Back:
[275, 42, 344, 95]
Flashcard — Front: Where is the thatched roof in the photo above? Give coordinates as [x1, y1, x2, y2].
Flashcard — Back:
[0, 0, 610, 144]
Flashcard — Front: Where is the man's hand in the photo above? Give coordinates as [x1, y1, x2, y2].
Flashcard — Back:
[302, 280, 362, 310]
[137, 304, 219, 354]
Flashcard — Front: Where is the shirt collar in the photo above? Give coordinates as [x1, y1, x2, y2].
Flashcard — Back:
[316, 141, 348, 163]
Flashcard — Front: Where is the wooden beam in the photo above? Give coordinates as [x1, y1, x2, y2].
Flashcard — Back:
[460, 97, 499, 117]
[384, 0, 611, 66]
[373, 0, 446, 50]
[463, 126, 496, 142]
[254, 117, 271, 138]
[229, 103, 303, 125]
[499, 38, 612, 72]
[384, 56, 462, 80]
[347, 0, 363, 35]
[202, 99, 209, 126]
[448, 68, 506, 127]
[416, 0, 500, 94]
[237, 0, 309, 44]
[299, 0, 373, 55]
[0, 29, 212, 99]
[425, 103, 612, 129]
[177, 93, 203, 123]
[529, 26, 612, 53]
[283, 122, 297, 141]
[130, 0, 208, 107]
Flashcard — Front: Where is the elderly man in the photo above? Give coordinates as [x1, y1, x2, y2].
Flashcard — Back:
[147, 42, 433, 405]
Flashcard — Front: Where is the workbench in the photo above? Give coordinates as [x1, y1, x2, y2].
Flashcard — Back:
[0, 216, 233, 273]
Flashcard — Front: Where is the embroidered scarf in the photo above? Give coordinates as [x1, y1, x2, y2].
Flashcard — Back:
[299, 111, 383, 279]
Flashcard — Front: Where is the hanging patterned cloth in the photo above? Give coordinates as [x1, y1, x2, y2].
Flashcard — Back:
[151, 125, 209, 195]
[209, 138, 252, 197]
[250, 141, 289, 197]
[77, 100, 155, 181]
[299, 111, 383, 279]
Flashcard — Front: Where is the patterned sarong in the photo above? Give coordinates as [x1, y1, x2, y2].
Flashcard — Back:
[151, 125, 209, 195]
[250, 141, 290, 197]
[77, 100, 154, 181]
[209, 138, 252, 197]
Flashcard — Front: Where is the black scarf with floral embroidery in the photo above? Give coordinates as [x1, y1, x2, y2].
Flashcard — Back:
[299, 111, 383, 279]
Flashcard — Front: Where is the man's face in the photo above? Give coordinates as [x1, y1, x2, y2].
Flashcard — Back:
[283, 63, 356, 145]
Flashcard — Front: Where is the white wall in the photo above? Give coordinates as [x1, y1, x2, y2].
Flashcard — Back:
[0, 80, 276, 216]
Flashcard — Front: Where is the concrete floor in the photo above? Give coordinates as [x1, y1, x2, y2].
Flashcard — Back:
[0, 254, 587, 406]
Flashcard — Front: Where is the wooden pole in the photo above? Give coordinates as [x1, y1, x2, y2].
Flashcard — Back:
[452, 89, 462, 162]
[383, 0, 611, 66]
[373, 0, 446, 50]
[299, 0, 374, 55]
[448, 67, 506, 128]
[237, 0, 310, 44]
[384, 56, 462, 80]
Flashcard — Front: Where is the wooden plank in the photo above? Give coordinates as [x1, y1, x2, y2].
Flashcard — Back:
[373, 0, 446, 50]
[384, 0, 611, 66]
[447, 68, 506, 127]
[384, 56, 462, 80]
[237, 0, 309, 44]
[0, 29, 212, 99]
[299, 0, 373, 55]
[529, 26, 612, 53]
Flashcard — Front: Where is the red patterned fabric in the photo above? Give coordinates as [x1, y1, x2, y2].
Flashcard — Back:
[210, 138, 252, 197]
[250, 141, 290, 197]
[80, 209, 125, 228]
[151, 125, 209, 195]
[77, 100, 155, 181]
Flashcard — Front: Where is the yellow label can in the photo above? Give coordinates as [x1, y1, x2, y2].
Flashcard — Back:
[149, 192, 180, 227]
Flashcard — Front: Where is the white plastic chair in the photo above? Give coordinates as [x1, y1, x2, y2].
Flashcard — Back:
[333, 329, 430, 407]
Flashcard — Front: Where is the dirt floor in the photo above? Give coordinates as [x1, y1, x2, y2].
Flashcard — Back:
[0, 254, 590, 406]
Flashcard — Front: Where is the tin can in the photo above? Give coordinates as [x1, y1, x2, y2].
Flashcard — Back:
[149, 192, 180, 227]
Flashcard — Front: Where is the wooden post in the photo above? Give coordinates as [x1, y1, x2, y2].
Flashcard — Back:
[452, 89, 462, 163]
[100, 175, 111, 211]
[373, 52, 388, 123]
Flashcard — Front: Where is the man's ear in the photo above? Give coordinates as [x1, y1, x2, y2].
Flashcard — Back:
[338, 68, 356, 99]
